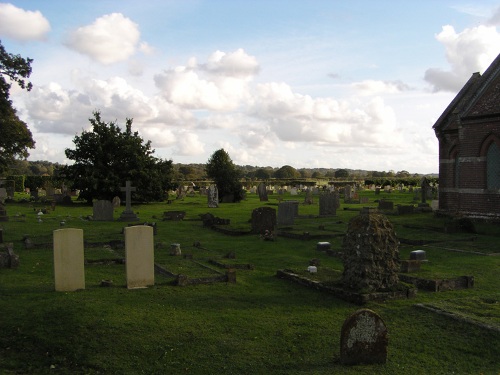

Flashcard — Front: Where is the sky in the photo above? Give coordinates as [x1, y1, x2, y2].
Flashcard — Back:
[1, 1, 500, 174]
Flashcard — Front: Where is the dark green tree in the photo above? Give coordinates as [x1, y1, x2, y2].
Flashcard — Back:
[0, 40, 35, 175]
[334, 168, 349, 178]
[274, 165, 300, 179]
[62, 111, 174, 204]
[254, 167, 271, 180]
[205, 149, 243, 202]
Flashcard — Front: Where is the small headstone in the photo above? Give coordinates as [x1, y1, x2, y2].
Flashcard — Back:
[112, 196, 121, 208]
[53, 228, 85, 291]
[93, 200, 114, 221]
[170, 243, 181, 256]
[290, 187, 298, 195]
[0, 243, 19, 268]
[207, 185, 219, 208]
[257, 182, 268, 202]
[124, 225, 154, 289]
[316, 242, 331, 251]
[307, 265, 317, 273]
[340, 309, 388, 365]
[0, 201, 8, 222]
[410, 250, 426, 261]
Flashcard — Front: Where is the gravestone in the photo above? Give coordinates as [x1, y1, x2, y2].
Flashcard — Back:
[378, 200, 394, 211]
[277, 201, 295, 226]
[344, 185, 352, 202]
[53, 228, 85, 291]
[124, 225, 154, 289]
[290, 187, 298, 195]
[410, 250, 426, 261]
[340, 309, 388, 365]
[93, 200, 114, 221]
[304, 190, 313, 205]
[341, 212, 400, 292]
[251, 207, 276, 234]
[170, 243, 181, 256]
[119, 181, 139, 221]
[0, 188, 7, 202]
[0, 243, 19, 268]
[0, 201, 8, 222]
[207, 185, 219, 208]
[112, 196, 121, 208]
[319, 192, 338, 216]
[257, 182, 268, 202]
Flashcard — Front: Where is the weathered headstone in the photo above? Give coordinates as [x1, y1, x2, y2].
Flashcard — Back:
[319, 192, 338, 216]
[251, 207, 276, 234]
[53, 228, 85, 291]
[410, 250, 426, 261]
[290, 187, 298, 195]
[0, 188, 7, 202]
[170, 243, 181, 256]
[112, 196, 121, 208]
[0, 243, 19, 268]
[344, 185, 352, 202]
[0, 201, 8, 222]
[341, 212, 400, 292]
[93, 200, 114, 221]
[124, 225, 154, 289]
[340, 309, 388, 365]
[119, 181, 139, 221]
[277, 201, 296, 226]
[257, 182, 268, 202]
[208, 185, 219, 208]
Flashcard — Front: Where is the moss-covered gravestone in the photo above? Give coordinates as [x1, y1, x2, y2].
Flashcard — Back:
[341, 212, 400, 292]
[340, 309, 388, 365]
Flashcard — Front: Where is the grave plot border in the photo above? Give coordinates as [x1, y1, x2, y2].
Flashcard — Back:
[399, 274, 474, 292]
[276, 269, 416, 305]
[208, 259, 254, 270]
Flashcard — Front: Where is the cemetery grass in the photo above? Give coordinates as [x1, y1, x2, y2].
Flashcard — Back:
[0, 192, 499, 374]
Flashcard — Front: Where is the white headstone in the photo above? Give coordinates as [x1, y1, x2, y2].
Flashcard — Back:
[125, 225, 154, 289]
[53, 228, 85, 291]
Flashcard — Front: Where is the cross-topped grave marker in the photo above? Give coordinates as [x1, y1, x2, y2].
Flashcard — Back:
[119, 181, 139, 221]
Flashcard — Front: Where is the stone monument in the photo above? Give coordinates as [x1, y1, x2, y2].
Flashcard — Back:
[119, 181, 139, 221]
[341, 212, 400, 292]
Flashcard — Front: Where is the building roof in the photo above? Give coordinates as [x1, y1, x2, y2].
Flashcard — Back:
[433, 52, 500, 135]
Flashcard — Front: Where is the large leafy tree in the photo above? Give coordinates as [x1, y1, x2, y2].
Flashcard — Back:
[274, 165, 300, 179]
[63, 111, 174, 204]
[0, 40, 35, 175]
[205, 149, 244, 203]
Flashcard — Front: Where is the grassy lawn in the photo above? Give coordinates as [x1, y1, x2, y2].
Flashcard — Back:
[0, 190, 499, 374]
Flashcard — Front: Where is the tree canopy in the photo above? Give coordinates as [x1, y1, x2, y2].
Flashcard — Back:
[274, 165, 300, 179]
[0, 40, 35, 175]
[205, 149, 244, 202]
[62, 111, 174, 204]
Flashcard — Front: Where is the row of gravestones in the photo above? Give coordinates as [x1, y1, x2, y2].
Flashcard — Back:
[54, 226, 154, 291]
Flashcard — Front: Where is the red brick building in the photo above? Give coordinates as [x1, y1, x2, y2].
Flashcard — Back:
[433, 53, 500, 219]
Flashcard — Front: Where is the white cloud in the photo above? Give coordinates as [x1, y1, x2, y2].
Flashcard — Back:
[0, 3, 50, 41]
[64, 13, 141, 64]
[153, 49, 257, 111]
[351, 80, 412, 96]
[173, 131, 205, 156]
[424, 25, 500, 92]
[202, 48, 260, 77]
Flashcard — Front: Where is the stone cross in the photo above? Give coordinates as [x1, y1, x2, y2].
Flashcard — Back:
[120, 181, 136, 213]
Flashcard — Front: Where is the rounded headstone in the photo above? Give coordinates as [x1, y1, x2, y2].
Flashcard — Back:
[340, 309, 388, 365]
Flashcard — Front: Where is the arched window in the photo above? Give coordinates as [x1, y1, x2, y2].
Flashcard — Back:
[487, 142, 500, 189]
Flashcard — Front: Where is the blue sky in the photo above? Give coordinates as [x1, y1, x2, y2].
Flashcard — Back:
[1, 1, 500, 174]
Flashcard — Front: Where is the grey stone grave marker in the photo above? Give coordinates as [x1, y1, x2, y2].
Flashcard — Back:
[119, 181, 139, 221]
[319, 192, 338, 216]
[124, 225, 154, 289]
[251, 207, 276, 234]
[257, 182, 268, 202]
[207, 184, 219, 208]
[277, 201, 295, 226]
[93, 200, 114, 221]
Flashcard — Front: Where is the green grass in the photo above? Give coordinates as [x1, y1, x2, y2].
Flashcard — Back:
[0, 191, 499, 374]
